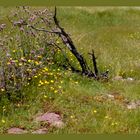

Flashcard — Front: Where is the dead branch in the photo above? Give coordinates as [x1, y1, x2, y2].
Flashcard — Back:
[89, 50, 99, 78]
[53, 7, 91, 75]
[30, 25, 61, 35]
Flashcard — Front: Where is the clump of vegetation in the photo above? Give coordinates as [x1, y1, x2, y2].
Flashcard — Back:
[0, 7, 66, 104]
[0, 6, 108, 104]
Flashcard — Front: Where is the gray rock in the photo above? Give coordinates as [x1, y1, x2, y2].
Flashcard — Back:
[35, 112, 64, 128]
[135, 100, 140, 105]
[51, 121, 65, 128]
[125, 77, 134, 82]
[35, 112, 61, 123]
[107, 94, 115, 99]
[113, 76, 123, 81]
[7, 127, 28, 134]
[127, 77, 134, 81]
[32, 128, 48, 134]
[127, 103, 137, 109]
[127, 101, 140, 109]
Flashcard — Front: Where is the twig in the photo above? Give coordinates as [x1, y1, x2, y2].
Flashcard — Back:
[29, 25, 61, 35]
[89, 50, 99, 77]
[53, 7, 90, 75]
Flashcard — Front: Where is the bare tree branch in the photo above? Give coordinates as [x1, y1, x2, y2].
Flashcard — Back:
[29, 25, 61, 35]
[89, 50, 99, 77]
[53, 7, 91, 75]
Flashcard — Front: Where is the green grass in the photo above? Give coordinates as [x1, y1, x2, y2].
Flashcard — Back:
[0, 7, 140, 134]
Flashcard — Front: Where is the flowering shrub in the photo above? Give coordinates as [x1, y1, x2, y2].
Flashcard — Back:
[0, 7, 69, 103]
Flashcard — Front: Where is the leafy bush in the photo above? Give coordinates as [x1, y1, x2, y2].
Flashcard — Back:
[0, 7, 67, 103]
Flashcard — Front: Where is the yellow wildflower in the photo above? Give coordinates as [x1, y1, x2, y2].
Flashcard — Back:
[34, 75, 38, 78]
[54, 76, 57, 79]
[7, 62, 10, 65]
[56, 40, 60, 44]
[28, 59, 32, 63]
[18, 63, 22, 66]
[111, 123, 115, 126]
[15, 60, 18, 63]
[49, 73, 53, 76]
[50, 80, 54, 83]
[35, 61, 39, 65]
[27, 69, 31, 72]
[50, 87, 54, 90]
[44, 81, 49, 84]
[105, 116, 109, 119]
[39, 80, 44, 85]
[44, 95, 47, 98]
[1, 88, 5, 92]
[44, 68, 49, 72]
[70, 115, 75, 119]
[37, 55, 42, 58]
[21, 57, 25, 60]
[1, 119, 5, 123]
[93, 109, 97, 113]
[54, 90, 58, 93]
[42, 70, 45, 73]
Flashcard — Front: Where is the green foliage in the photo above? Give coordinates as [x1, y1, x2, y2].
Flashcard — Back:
[0, 7, 69, 103]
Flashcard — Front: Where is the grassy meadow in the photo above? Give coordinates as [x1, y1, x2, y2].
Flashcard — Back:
[0, 7, 140, 134]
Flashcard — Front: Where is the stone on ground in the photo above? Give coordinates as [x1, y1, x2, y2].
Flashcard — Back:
[7, 127, 28, 134]
[127, 100, 140, 109]
[35, 112, 64, 128]
[113, 76, 123, 81]
[32, 128, 48, 134]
